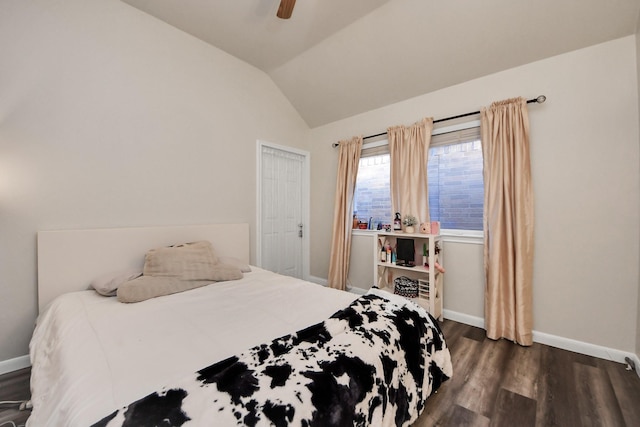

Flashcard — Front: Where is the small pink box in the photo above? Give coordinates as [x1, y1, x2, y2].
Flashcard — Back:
[430, 221, 440, 235]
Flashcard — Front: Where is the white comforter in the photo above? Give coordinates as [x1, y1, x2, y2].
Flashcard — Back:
[28, 268, 357, 427]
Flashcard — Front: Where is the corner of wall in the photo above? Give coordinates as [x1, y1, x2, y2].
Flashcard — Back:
[635, 19, 640, 362]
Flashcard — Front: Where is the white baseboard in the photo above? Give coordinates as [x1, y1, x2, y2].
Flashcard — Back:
[307, 275, 327, 286]
[442, 309, 638, 366]
[307, 276, 368, 296]
[0, 355, 30, 375]
[532, 330, 633, 364]
[443, 309, 485, 329]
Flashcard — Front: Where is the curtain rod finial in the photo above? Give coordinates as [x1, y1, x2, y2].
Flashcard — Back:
[332, 142, 340, 148]
[536, 95, 546, 103]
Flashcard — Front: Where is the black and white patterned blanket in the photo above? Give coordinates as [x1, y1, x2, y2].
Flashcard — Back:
[92, 289, 452, 427]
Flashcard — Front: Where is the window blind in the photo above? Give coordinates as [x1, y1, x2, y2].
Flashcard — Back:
[360, 120, 481, 157]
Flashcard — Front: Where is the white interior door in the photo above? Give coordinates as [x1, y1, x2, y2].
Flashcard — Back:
[257, 142, 309, 279]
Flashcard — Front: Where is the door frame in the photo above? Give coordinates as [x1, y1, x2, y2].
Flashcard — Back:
[256, 140, 310, 280]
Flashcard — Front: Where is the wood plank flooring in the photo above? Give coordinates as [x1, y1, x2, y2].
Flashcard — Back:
[414, 320, 640, 427]
[1, 320, 639, 426]
[0, 367, 31, 426]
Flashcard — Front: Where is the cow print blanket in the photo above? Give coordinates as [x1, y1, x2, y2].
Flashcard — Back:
[92, 288, 452, 427]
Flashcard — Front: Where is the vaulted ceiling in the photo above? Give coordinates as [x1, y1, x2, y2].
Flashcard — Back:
[121, 0, 640, 127]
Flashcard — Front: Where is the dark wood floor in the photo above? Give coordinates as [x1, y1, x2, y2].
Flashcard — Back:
[0, 367, 31, 426]
[2, 320, 639, 426]
[415, 320, 640, 427]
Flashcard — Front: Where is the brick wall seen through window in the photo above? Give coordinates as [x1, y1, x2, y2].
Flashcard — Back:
[353, 139, 483, 231]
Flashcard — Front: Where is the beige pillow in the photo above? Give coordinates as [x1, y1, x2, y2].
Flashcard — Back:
[117, 276, 206, 303]
[117, 263, 243, 303]
[143, 241, 220, 280]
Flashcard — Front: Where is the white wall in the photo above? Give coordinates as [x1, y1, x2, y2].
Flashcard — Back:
[0, 0, 309, 362]
[310, 36, 640, 354]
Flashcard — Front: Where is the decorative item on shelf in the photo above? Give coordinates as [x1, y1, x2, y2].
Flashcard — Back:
[394, 276, 418, 298]
[352, 213, 358, 229]
[430, 221, 441, 235]
[433, 242, 445, 273]
[422, 243, 428, 267]
[402, 215, 417, 233]
[393, 212, 402, 231]
[419, 222, 430, 234]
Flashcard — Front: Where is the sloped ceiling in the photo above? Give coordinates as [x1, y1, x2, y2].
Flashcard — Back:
[122, 0, 640, 127]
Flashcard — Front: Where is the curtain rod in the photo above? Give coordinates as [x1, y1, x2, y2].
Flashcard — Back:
[332, 95, 546, 147]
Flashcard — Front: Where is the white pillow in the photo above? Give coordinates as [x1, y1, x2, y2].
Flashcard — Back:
[219, 256, 252, 273]
[91, 269, 142, 296]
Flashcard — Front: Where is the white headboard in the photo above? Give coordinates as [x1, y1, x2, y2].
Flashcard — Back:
[37, 223, 250, 313]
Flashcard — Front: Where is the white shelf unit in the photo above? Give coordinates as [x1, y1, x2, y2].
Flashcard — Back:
[373, 231, 444, 321]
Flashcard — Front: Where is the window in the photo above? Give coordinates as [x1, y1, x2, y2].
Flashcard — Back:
[428, 138, 483, 230]
[353, 123, 483, 232]
[353, 154, 391, 229]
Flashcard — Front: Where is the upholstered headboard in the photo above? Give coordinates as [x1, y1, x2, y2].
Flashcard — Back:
[37, 223, 250, 313]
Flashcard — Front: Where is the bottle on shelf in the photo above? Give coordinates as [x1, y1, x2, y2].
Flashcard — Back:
[393, 212, 402, 231]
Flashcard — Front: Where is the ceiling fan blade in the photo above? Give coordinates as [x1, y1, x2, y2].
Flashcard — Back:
[277, 0, 296, 19]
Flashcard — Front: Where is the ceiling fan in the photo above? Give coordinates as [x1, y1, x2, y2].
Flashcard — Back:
[277, 0, 296, 19]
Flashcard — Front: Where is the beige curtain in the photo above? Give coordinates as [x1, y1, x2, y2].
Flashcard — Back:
[481, 97, 534, 346]
[327, 136, 363, 290]
[389, 118, 433, 226]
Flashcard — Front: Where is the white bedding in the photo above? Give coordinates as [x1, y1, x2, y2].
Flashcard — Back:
[28, 268, 358, 427]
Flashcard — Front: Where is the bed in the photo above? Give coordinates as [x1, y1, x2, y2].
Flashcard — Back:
[28, 223, 452, 426]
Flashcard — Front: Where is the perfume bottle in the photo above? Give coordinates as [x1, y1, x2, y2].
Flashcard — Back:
[393, 212, 402, 231]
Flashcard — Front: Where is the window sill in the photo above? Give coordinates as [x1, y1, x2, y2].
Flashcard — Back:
[351, 229, 483, 244]
[351, 229, 380, 237]
[439, 230, 483, 245]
